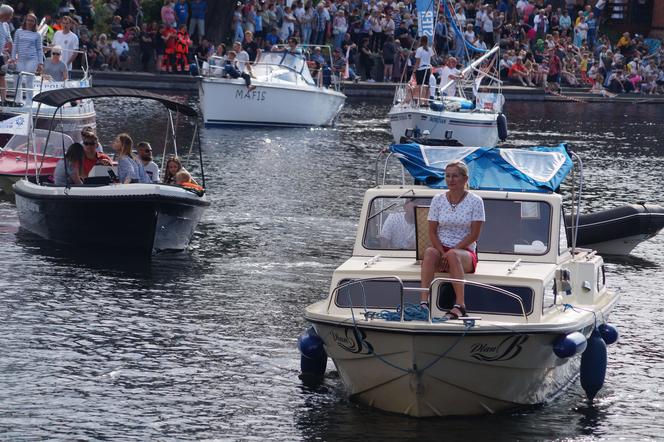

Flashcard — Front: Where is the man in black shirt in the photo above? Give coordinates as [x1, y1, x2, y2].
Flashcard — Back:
[242, 30, 261, 63]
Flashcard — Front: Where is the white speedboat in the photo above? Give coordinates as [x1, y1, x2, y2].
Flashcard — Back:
[388, 45, 507, 146]
[13, 87, 209, 255]
[199, 48, 346, 127]
[3, 51, 96, 139]
[301, 143, 620, 417]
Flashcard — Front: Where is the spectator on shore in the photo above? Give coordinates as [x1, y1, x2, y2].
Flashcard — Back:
[174, 0, 189, 29]
[189, 0, 207, 43]
[161, 0, 176, 29]
[138, 23, 154, 71]
[110, 33, 130, 71]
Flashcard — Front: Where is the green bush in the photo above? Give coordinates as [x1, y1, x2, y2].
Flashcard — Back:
[92, 0, 112, 35]
[141, 0, 164, 24]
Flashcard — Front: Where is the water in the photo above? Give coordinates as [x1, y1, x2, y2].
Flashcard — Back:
[1, 98, 663, 440]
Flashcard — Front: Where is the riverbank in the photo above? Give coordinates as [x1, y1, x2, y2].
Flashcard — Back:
[75, 70, 664, 104]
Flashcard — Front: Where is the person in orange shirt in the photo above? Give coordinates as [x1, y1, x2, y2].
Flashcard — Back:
[175, 170, 203, 192]
[175, 24, 191, 72]
[162, 24, 178, 72]
[81, 131, 112, 177]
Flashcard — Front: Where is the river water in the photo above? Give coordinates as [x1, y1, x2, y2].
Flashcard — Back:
[0, 98, 663, 440]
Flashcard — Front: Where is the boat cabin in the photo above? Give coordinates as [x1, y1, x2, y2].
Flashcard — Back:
[323, 145, 609, 325]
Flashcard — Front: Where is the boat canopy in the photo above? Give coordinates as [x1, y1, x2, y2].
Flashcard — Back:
[389, 143, 572, 193]
[32, 87, 198, 117]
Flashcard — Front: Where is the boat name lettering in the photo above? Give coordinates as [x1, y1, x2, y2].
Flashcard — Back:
[429, 117, 446, 124]
[235, 89, 266, 101]
[331, 328, 373, 354]
[470, 335, 529, 362]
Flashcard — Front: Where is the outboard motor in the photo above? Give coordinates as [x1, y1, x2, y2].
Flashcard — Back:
[497, 113, 508, 141]
[298, 326, 327, 386]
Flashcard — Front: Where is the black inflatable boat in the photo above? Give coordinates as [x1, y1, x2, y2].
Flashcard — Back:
[566, 203, 664, 255]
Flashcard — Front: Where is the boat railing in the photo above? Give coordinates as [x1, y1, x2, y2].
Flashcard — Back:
[425, 277, 529, 323]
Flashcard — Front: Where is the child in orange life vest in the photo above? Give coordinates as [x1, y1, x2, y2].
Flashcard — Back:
[175, 170, 203, 191]
[162, 25, 178, 72]
[175, 24, 191, 72]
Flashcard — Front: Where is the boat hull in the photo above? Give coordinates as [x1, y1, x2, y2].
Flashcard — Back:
[311, 321, 586, 417]
[199, 79, 346, 127]
[566, 204, 664, 255]
[389, 107, 500, 146]
[14, 180, 209, 254]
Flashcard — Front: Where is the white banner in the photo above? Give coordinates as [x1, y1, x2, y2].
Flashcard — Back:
[0, 115, 29, 136]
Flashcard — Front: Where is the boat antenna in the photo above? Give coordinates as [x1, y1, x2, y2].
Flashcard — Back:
[196, 121, 206, 188]
[168, 109, 179, 158]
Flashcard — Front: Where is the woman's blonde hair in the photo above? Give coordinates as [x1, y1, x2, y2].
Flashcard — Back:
[164, 155, 183, 183]
[117, 133, 133, 158]
[445, 160, 470, 189]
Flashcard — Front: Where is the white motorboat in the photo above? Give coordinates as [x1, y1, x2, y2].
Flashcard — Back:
[13, 87, 209, 255]
[199, 48, 346, 127]
[389, 45, 507, 146]
[2, 50, 96, 139]
[300, 143, 620, 417]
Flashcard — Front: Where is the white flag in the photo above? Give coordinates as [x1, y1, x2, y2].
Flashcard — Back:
[0, 115, 29, 135]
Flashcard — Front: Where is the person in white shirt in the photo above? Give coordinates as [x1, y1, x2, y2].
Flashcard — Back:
[110, 33, 130, 70]
[52, 15, 79, 71]
[438, 56, 462, 96]
[0, 4, 13, 103]
[136, 142, 160, 183]
[420, 160, 485, 319]
[412, 35, 433, 103]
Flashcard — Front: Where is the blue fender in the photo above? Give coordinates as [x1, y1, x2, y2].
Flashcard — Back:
[298, 326, 327, 385]
[580, 327, 607, 401]
[598, 323, 619, 346]
[553, 331, 587, 358]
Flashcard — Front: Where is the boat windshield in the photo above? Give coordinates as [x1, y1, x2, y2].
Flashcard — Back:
[364, 196, 552, 255]
[207, 51, 316, 87]
[3, 129, 73, 157]
[254, 52, 316, 86]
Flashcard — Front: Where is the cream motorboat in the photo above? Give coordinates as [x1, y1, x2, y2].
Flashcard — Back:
[301, 143, 620, 417]
[199, 47, 346, 127]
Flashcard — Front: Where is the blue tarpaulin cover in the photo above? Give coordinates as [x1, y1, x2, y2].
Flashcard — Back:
[390, 143, 572, 193]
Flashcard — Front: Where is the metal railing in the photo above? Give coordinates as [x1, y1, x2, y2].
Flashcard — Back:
[330, 276, 529, 323]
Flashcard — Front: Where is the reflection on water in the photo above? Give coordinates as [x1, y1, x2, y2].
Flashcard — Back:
[0, 99, 663, 439]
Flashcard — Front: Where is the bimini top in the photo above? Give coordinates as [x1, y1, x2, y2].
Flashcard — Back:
[390, 143, 572, 193]
[33, 87, 198, 117]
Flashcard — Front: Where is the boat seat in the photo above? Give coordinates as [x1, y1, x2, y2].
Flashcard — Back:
[415, 206, 432, 262]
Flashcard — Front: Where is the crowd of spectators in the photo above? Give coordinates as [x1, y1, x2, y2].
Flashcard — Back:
[1, 0, 663, 95]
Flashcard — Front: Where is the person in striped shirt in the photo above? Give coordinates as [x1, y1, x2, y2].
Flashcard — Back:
[10, 12, 44, 103]
[0, 4, 13, 103]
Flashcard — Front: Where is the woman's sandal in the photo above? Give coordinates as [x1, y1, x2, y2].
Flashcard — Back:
[444, 304, 467, 320]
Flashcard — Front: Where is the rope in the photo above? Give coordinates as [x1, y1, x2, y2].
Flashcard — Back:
[548, 88, 588, 104]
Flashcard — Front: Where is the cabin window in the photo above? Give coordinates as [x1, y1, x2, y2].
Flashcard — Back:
[363, 196, 432, 250]
[477, 200, 551, 255]
[436, 283, 534, 316]
[335, 279, 421, 309]
[364, 196, 552, 255]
